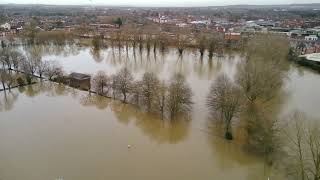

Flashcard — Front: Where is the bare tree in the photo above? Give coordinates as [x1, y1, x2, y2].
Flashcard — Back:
[153, 35, 158, 54]
[154, 80, 167, 119]
[132, 31, 138, 49]
[138, 33, 143, 53]
[236, 34, 289, 103]
[0, 48, 11, 70]
[10, 50, 24, 70]
[208, 38, 216, 59]
[207, 74, 242, 140]
[37, 60, 48, 79]
[92, 35, 103, 50]
[0, 69, 8, 90]
[23, 45, 43, 76]
[145, 34, 152, 55]
[44, 61, 63, 80]
[285, 112, 307, 180]
[21, 58, 35, 84]
[245, 104, 283, 162]
[286, 112, 320, 180]
[159, 33, 167, 54]
[92, 71, 110, 95]
[21, 58, 36, 76]
[177, 33, 187, 56]
[5, 72, 15, 92]
[0, 68, 15, 91]
[167, 73, 192, 120]
[24, 18, 38, 44]
[115, 30, 122, 51]
[141, 72, 159, 112]
[307, 125, 320, 180]
[113, 67, 133, 103]
[111, 74, 118, 100]
[197, 35, 207, 57]
[131, 81, 142, 106]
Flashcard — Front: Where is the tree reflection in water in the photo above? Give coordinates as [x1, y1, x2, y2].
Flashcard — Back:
[80, 93, 110, 110]
[78, 92, 190, 144]
[90, 48, 104, 63]
[18, 83, 189, 144]
[110, 100, 190, 144]
[0, 81, 78, 112]
[0, 91, 18, 112]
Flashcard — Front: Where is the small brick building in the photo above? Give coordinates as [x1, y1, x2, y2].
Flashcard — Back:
[69, 72, 91, 90]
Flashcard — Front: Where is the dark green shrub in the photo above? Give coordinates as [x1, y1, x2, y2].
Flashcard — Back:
[225, 132, 233, 140]
[16, 76, 25, 86]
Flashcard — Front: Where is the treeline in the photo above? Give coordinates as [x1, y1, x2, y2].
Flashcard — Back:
[0, 44, 64, 91]
[16, 17, 244, 57]
[91, 30, 238, 59]
[206, 34, 291, 161]
[21, 31, 75, 46]
[17, 18, 75, 46]
[91, 69, 193, 120]
[204, 33, 320, 180]
[205, 33, 320, 180]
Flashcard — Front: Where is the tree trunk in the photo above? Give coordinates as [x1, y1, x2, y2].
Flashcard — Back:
[225, 122, 233, 140]
[101, 86, 104, 95]
[123, 93, 127, 103]
[2, 82, 5, 91]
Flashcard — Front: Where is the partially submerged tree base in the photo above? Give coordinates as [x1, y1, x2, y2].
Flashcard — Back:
[225, 132, 233, 140]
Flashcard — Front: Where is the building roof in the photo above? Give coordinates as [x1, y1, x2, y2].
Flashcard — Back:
[69, 72, 91, 80]
[300, 53, 320, 62]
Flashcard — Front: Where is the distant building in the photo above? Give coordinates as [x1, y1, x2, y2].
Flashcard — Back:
[153, 16, 169, 24]
[0, 23, 11, 31]
[176, 23, 189, 28]
[305, 35, 318, 41]
[224, 32, 241, 41]
[215, 25, 226, 33]
[69, 72, 91, 90]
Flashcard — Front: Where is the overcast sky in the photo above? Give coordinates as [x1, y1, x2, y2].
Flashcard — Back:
[0, 0, 319, 6]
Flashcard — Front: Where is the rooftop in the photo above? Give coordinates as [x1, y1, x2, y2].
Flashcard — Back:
[69, 72, 91, 80]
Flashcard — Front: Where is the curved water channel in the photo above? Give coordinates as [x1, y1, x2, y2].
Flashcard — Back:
[1, 45, 320, 180]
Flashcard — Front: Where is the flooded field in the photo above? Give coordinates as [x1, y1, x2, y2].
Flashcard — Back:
[1, 45, 320, 180]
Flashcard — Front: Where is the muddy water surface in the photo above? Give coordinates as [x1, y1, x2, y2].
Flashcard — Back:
[0, 46, 319, 180]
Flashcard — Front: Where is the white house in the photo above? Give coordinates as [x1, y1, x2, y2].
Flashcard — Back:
[305, 35, 318, 41]
[176, 23, 189, 28]
[152, 15, 169, 24]
[0, 23, 11, 30]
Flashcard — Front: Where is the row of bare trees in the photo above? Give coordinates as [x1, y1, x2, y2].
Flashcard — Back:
[0, 47, 26, 91]
[94, 30, 227, 58]
[107, 30, 170, 56]
[0, 45, 64, 91]
[91, 68, 193, 120]
[197, 34, 225, 59]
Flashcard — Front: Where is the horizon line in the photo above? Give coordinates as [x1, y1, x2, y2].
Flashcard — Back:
[0, 2, 320, 8]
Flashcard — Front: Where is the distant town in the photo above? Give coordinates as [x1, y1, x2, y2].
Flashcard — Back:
[1, 3, 320, 54]
[1, 3, 320, 180]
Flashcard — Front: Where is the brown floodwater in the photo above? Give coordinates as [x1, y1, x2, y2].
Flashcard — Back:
[0, 45, 319, 180]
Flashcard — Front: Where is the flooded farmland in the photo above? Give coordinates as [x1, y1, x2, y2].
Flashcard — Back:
[1, 45, 320, 180]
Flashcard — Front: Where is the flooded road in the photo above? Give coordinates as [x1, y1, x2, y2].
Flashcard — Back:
[1, 45, 319, 180]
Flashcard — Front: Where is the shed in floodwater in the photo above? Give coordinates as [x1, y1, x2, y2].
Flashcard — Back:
[69, 72, 91, 90]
